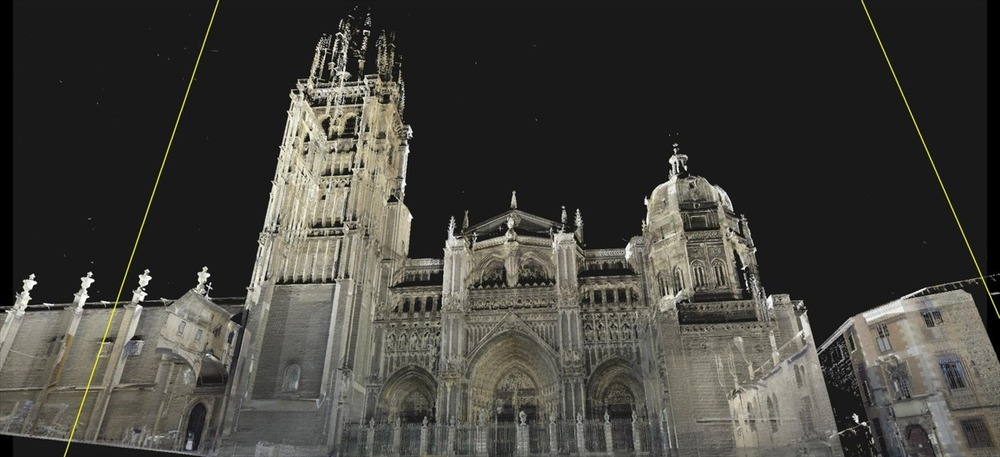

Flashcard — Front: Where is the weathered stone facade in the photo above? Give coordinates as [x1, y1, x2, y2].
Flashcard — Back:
[3, 14, 844, 457]
[818, 277, 1000, 457]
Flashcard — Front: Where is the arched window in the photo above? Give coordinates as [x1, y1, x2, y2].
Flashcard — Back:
[692, 261, 707, 288]
[673, 267, 685, 293]
[767, 396, 779, 432]
[283, 364, 301, 392]
[712, 260, 728, 286]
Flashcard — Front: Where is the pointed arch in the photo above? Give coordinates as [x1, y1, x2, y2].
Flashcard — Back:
[379, 366, 437, 423]
[711, 258, 728, 286]
[586, 357, 646, 419]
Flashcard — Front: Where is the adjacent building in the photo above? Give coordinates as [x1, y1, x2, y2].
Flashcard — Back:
[818, 276, 1000, 457]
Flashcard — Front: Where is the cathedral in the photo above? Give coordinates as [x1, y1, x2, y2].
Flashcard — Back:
[2, 14, 843, 457]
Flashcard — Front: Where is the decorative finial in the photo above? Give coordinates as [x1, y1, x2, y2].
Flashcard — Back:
[13, 274, 37, 311]
[560, 206, 567, 225]
[510, 190, 517, 210]
[79, 272, 95, 293]
[21, 274, 37, 294]
[462, 210, 469, 231]
[668, 137, 690, 178]
[131, 269, 152, 304]
[447, 216, 456, 240]
[574, 209, 583, 227]
[195, 266, 211, 295]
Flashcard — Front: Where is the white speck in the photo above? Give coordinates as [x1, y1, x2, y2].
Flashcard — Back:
[58, 79, 63, 83]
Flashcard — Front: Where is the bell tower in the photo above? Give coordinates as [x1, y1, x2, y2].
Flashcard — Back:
[225, 13, 414, 455]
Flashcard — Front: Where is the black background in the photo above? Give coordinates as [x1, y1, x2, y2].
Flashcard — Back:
[9, 1, 994, 454]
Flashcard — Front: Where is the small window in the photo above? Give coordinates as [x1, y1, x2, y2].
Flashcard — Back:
[961, 418, 995, 448]
[921, 309, 944, 327]
[940, 357, 968, 389]
[283, 364, 301, 392]
[874, 323, 892, 352]
[713, 261, 728, 286]
[177, 320, 187, 336]
[846, 331, 857, 352]
[195, 329, 203, 343]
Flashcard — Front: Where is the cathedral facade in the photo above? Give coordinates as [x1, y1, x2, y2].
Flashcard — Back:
[3, 15, 843, 457]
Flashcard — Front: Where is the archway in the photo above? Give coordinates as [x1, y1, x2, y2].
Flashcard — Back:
[467, 330, 560, 425]
[183, 403, 207, 451]
[905, 424, 936, 457]
[587, 358, 646, 419]
[379, 366, 437, 424]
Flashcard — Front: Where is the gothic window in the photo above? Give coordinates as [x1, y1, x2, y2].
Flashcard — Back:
[386, 333, 395, 351]
[402, 299, 410, 313]
[283, 364, 301, 392]
[939, 356, 968, 389]
[658, 274, 667, 297]
[673, 267, 685, 293]
[605, 289, 615, 303]
[767, 396, 779, 432]
[414, 298, 423, 313]
[595, 290, 603, 304]
[874, 323, 892, 352]
[622, 323, 631, 340]
[712, 260, 727, 286]
[609, 323, 618, 340]
[921, 309, 944, 327]
[584, 324, 595, 340]
[617, 288, 626, 302]
[177, 320, 186, 336]
[692, 262, 707, 288]
[961, 418, 995, 448]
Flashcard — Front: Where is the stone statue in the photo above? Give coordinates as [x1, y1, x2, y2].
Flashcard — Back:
[369, 418, 375, 428]
[195, 266, 211, 295]
[137, 269, 152, 288]
[632, 410, 637, 423]
[79, 272, 95, 293]
[394, 417, 401, 427]
[422, 416, 429, 427]
[519, 410, 527, 425]
[510, 190, 517, 209]
[506, 214, 515, 231]
[604, 410, 610, 423]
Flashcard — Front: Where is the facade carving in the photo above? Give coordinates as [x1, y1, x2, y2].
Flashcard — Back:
[2, 14, 844, 457]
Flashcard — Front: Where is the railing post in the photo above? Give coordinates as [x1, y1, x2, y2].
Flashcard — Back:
[548, 416, 558, 455]
[632, 413, 643, 453]
[366, 419, 376, 457]
[516, 411, 529, 456]
[603, 412, 613, 456]
[447, 418, 456, 456]
[392, 418, 402, 456]
[420, 420, 429, 456]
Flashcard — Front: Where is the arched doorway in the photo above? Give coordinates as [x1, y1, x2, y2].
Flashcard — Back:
[184, 403, 207, 451]
[379, 366, 437, 424]
[905, 424, 936, 457]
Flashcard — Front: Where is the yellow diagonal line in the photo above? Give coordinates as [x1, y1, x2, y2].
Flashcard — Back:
[858, 1, 996, 320]
[63, 2, 221, 455]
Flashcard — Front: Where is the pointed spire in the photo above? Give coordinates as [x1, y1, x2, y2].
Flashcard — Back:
[560, 206, 568, 225]
[462, 210, 470, 231]
[447, 216, 456, 240]
[574, 209, 584, 243]
[195, 266, 211, 295]
[308, 34, 332, 89]
[510, 190, 518, 210]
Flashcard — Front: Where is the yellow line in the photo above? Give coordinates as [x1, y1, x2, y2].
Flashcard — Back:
[62, 2, 221, 455]
[858, 0, 996, 319]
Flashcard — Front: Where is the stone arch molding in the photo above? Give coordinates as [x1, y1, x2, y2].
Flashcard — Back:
[586, 357, 646, 418]
[466, 324, 561, 418]
[378, 365, 437, 423]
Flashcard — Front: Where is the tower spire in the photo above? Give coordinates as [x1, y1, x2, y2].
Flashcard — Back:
[510, 190, 518, 210]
